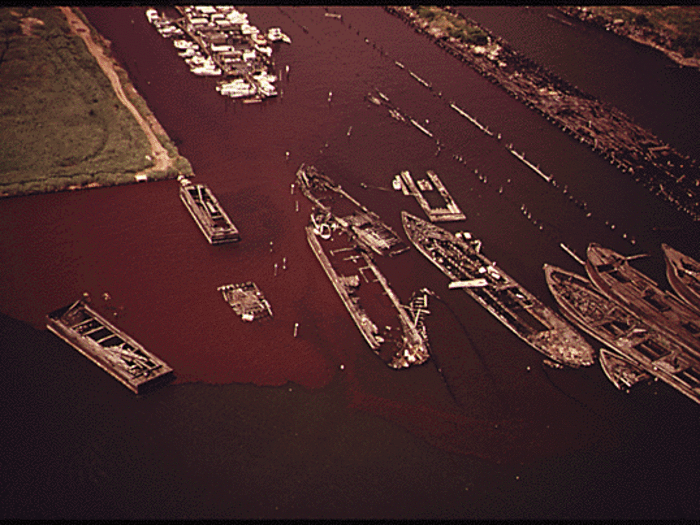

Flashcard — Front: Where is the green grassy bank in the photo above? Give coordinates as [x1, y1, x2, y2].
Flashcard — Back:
[0, 7, 191, 198]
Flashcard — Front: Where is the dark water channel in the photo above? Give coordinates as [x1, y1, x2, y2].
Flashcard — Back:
[1, 6, 700, 519]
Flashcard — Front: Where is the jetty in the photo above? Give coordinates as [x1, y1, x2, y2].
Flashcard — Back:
[46, 298, 174, 394]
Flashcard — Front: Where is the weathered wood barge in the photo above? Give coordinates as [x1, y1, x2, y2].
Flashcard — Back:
[662, 243, 700, 314]
[218, 282, 273, 322]
[46, 298, 174, 394]
[402, 211, 595, 367]
[180, 179, 240, 245]
[544, 264, 700, 404]
[586, 243, 700, 360]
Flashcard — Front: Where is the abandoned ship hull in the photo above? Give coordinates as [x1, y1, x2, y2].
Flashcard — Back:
[662, 243, 700, 314]
[544, 264, 700, 405]
[306, 220, 429, 369]
[402, 211, 594, 367]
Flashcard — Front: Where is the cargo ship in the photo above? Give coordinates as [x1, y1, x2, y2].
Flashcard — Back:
[179, 179, 240, 245]
[544, 264, 700, 404]
[46, 298, 174, 394]
[402, 211, 594, 367]
[662, 243, 700, 313]
[586, 243, 700, 359]
[296, 164, 409, 257]
[306, 214, 430, 369]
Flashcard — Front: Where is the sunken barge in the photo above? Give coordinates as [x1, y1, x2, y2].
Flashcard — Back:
[296, 163, 409, 257]
[180, 179, 240, 245]
[402, 211, 594, 367]
[306, 214, 430, 369]
[46, 298, 174, 394]
[398, 169, 465, 222]
[544, 264, 700, 404]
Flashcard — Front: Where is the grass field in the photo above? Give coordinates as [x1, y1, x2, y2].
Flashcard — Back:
[0, 7, 191, 198]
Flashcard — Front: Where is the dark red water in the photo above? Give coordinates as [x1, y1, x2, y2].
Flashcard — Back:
[3, 5, 700, 484]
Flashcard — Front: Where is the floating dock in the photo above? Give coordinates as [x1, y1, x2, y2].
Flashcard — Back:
[46, 299, 174, 394]
[399, 170, 465, 222]
[180, 179, 240, 245]
[545, 264, 700, 404]
[218, 282, 272, 321]
[403, 212, 595, 367]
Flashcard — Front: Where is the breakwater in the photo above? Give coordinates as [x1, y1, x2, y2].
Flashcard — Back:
[385, 6, 700, 221]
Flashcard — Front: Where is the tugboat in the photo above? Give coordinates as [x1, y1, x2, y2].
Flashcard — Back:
[662, 243, 700, 313]
[402, 211, 595, 367]
[544, 263, 700, 404]
[306, 212, 430, 369]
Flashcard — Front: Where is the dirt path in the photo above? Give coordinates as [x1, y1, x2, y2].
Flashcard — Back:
[59, 6, 173, 178]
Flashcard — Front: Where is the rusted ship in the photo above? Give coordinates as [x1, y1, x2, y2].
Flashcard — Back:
[544, 264, 700, 404]
[599, 348, 651, 391]
[662, 243, 700, 313]
[306, 212, 430, 369]
[402, 211, 595, 367]
[180, 178, 240, 245]
[46, 298, 174, 394]
[296, 164, 409, 257]
[586, 243, 700, 359]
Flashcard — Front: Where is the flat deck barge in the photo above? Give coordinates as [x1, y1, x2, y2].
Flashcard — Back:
[399, 170, 466, 223]
[402, 211, 594, 367]
[586, 243, 700, 359]
[296, 164, 409, 257]
[218, 282, 273, 321]
[306, 216, 429, 369]
[662, 243, 700, 314]
[545, 264, 700, 404]
[180, 179, 240, 245]
[46, 299, 174, 394]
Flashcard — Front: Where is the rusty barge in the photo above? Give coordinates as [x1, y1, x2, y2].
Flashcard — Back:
[180, 179, 240, 245]
[403, 212, 594, 367]
[306, 213, 430, 369]
[296, 163, 408, 257]
[544, 264, 700, 404]
[46, 298, 174, 394]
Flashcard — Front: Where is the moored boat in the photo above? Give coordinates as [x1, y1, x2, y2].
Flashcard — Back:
[402, 211, 595, 367]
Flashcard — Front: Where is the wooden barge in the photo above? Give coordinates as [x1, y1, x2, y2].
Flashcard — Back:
[586, 243, 700, 360]
[306, 216, 430, 369]
[180, 179, 240, 245]
[399, 170, 465, 223]
[218, 282, 273, 322]
[544, 264, 700, 404]
[402, 211, 595, 367]
[662, 243, 700, 314]
[46, 299, 174, 394]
